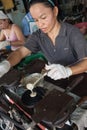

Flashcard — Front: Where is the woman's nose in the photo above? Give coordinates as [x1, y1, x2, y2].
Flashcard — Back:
[37, 20, 44, 28]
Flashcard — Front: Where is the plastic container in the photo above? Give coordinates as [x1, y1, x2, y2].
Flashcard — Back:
[15, 52, 47, 70]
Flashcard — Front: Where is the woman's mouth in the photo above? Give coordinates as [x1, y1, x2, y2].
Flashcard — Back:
[41, 28, 47, 32]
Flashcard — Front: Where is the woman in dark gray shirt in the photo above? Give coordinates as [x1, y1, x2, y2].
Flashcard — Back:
[0, 0, 87, 80]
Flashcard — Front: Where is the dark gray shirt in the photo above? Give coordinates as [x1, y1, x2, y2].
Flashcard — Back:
[24, 22, 87, 66]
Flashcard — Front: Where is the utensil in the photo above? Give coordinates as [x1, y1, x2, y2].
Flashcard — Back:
[25, 68, 47, 97]
[26, 72, 47, 89]
[26, 72, 47, 97]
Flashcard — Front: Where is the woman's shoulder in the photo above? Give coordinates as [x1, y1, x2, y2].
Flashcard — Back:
[61, 22, 80, 33]
[11, 24, 22, 33]
[12, 24, 21, 30]
[61, 22, 75, 29]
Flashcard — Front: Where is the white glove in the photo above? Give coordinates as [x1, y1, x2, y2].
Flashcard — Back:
[0, 41, 10, 50]
[0, 60, 11, 78]
[45, 64, 72, 80]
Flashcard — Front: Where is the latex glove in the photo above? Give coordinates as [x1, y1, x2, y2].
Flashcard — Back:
[45, 64, 72, 80]
[0, 60, 11, 78]
[0, 41, 10, 50]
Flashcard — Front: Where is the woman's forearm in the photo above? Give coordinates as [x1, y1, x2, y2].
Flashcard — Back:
[70, 58, 87, 75]
[7, 46, 31, 67]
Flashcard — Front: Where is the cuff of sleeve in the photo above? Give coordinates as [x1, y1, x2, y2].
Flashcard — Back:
[66, 67, 72, 77]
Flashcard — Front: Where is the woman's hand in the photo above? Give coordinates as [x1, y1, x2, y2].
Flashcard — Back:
[45, 64, 72, 80]
[0, 60, 11, 78]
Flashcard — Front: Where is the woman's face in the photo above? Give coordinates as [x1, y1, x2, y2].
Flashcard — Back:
[0, 19, 9, 29]
[30, 3, 58, 33]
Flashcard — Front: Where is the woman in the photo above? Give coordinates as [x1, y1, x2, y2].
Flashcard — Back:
[0, 11, 25, 51]
[0, 0, 87, 80]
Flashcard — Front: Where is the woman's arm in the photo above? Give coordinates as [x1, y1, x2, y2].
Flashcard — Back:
[10, 24, 25, 46]
[7, 46, 31, 67]
[0, 30, 6, 41]
[0, 46, 32, 78]
[45, 58, 87, 80]
[70, 58, 87, 75]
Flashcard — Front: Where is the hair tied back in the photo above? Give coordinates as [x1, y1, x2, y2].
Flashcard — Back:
[29, 0, 55, 6]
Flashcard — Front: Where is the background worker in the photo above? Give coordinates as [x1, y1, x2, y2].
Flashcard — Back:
[22, 12, 38, 38]
[0, 11, 25, 51]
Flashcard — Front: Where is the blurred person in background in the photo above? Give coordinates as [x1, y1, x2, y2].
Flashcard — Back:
[22, 12, 38, 38]
[0, 11, 25, 51]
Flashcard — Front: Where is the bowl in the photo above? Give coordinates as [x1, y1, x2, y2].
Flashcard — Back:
[21, 73, 44, 87]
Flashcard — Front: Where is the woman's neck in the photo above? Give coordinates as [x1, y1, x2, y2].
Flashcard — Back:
[7, 23, 12, 29]
[48, 21, 61, 44]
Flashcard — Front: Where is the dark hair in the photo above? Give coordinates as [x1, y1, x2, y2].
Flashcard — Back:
[9, 19, 13, 24]
[28, 0, 55, 10]
[3, 18, 13, 24]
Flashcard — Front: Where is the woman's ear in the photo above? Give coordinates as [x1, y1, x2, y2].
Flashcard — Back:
[53, 6, 58, 17]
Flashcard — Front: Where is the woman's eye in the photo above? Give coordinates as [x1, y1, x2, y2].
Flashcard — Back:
[34, 16, 47, 22]
[41, 16, 46, 19]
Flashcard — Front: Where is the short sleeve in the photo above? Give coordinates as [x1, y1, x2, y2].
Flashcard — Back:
[70, 27, 87, 60]
[24, 31, 41, 53]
